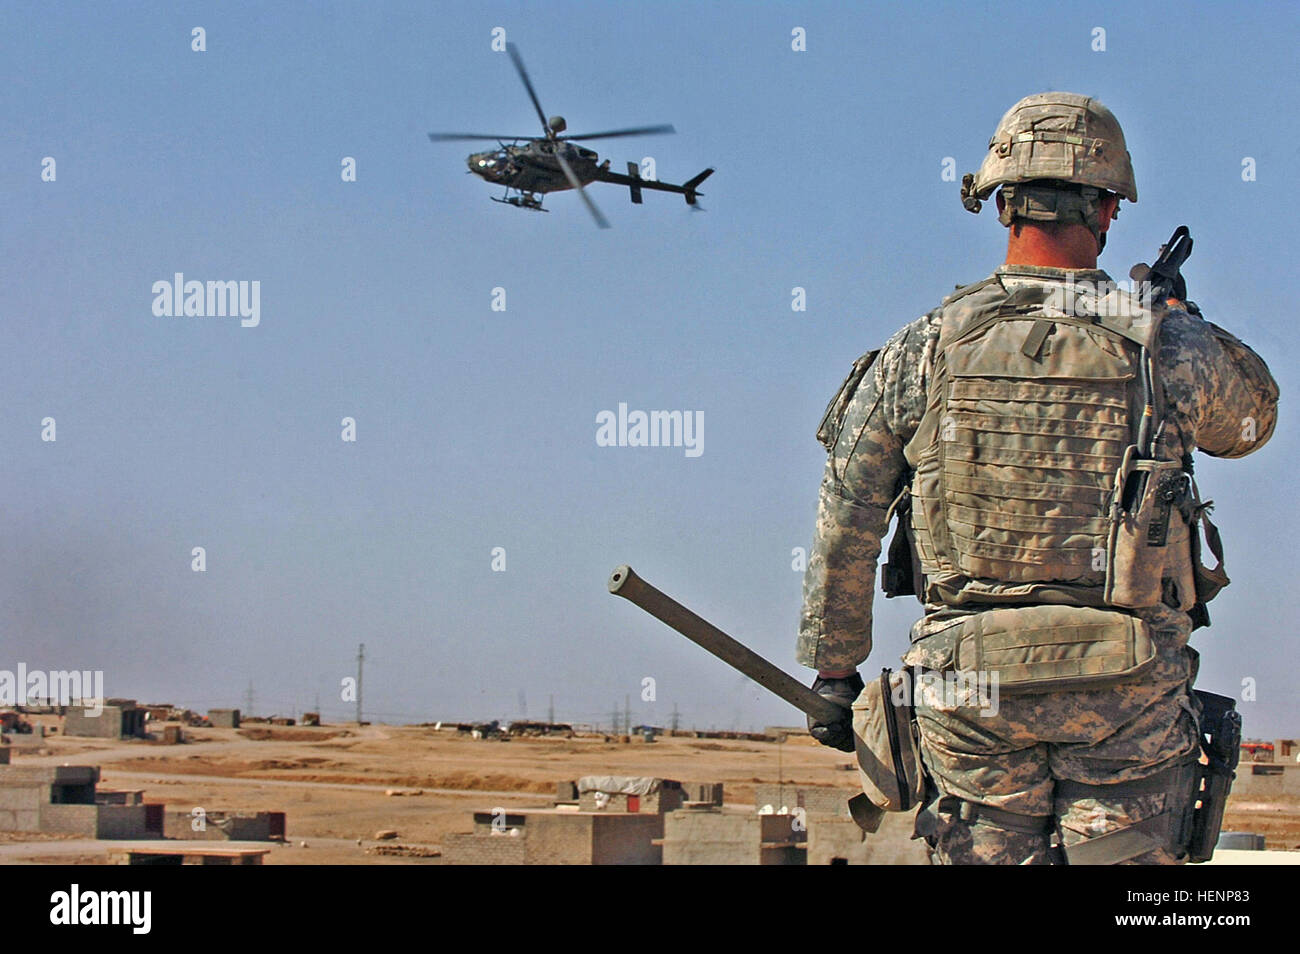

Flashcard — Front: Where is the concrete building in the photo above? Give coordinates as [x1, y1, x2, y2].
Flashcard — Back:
[208, 708, 240, 728]
[63, 699, 147, 740]
[1233, 761, 1300, 796]
[164, 809, 285, 841]
[556, 778, 721, 809]
[576, 776, 684, 814]
[752, 783, 930, 864]
[683, 781, 724, 806]
[111, 845, 271, 865]
[0, 764, 159, 837]
[805, 813, 930, 864]
[442, 808, 663, 865]
[444, 776, 927, 865]
[661, 806, 805, 865]
[754, 783, 852, 818]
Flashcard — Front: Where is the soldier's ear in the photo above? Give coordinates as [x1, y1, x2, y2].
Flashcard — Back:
[1098, 193, 1120, 232]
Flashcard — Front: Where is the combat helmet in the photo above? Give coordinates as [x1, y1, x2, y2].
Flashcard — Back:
[960, 92, 1136, 249]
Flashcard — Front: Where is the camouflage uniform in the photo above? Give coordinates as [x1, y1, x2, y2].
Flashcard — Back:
[797, 264, 1278, 864]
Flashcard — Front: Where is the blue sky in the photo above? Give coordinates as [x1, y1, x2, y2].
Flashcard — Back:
[2, 1, 1296, 734]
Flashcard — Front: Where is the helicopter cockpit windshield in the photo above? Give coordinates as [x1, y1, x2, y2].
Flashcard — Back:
[470, 150, 510, 180]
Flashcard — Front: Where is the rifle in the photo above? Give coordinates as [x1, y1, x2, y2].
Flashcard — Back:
[1128, 227, 1228, 630]
[607, 565, 845, 724]
[607, 564, 886, 831]
[1130, 225, 1200, 316]
[1120, 226, 1203, 507]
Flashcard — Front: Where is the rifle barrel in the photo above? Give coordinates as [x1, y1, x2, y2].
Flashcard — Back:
[607, 565, 846, 724]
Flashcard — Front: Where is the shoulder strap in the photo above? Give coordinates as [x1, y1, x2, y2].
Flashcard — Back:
[941, 275, 1000, 307]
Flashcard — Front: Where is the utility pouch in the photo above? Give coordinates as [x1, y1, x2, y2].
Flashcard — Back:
[852, 668, 926, 812]
[947, 604, 1156, 694]
[1187, 690, 1242, 863]
[1105, 445, 1196, 610]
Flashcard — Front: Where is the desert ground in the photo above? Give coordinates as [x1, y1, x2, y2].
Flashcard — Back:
[2, 720, 857, 864]
[2, 718, 1296, 864]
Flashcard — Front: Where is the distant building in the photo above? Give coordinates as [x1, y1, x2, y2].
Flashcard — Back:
[576, 776, 684, 814]
[63, 700, 146, 740]
[662, 807, 806, 865]
[208, 708, 240, 729]
[442, 808, 663, 865]
[0, 764, 160, 838]
[163, 809, 285, 841]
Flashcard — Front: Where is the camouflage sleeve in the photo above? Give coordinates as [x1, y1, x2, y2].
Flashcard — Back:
[796, 316, 937, 672]
[1158, 312, 1279, 458]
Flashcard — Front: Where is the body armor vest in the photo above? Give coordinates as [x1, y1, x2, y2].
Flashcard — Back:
[902, 274, 1198, 611]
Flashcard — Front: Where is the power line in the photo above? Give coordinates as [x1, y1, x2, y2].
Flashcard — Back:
[355, 642, 365, 724]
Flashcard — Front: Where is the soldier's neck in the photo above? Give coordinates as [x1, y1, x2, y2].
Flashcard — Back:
[1004, 222, 1100, 270]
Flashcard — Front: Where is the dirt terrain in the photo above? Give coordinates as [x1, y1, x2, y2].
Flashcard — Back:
[2, 722, 1296, 864]
[1, 723, 857, 864]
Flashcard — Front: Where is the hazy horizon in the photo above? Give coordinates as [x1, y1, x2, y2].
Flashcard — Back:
[3, 1, 1296, 737]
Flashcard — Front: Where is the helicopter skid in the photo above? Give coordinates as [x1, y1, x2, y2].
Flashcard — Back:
[492, 192, 548, 212]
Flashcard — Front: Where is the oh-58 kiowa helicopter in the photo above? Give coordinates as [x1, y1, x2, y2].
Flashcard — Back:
[428, 44, 713, 228]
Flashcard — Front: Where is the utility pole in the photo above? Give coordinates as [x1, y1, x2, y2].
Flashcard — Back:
[611, 702, 620, 735]
[624, 693, 631, 734]
[671, 703, 680, 731]
[547, 694, 554, 725]
[244, 681, 254, 719]
[355, 643, 365, 725]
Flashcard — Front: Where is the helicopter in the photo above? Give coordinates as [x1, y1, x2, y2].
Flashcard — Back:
[429, 44, 713, 228]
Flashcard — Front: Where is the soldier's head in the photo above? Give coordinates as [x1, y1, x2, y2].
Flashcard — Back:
[960, 92, 1136, 256]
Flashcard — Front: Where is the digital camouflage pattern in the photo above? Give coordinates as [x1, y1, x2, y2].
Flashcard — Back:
[798, 265, 1278, 864]
[966, 93, 1138, 206]
[912, 601, 1199, 864]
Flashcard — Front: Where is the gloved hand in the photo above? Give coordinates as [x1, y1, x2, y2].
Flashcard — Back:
[807, 671, 864, 752]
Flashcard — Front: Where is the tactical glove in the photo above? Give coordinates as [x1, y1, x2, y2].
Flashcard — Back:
[807, 672, 864, 753]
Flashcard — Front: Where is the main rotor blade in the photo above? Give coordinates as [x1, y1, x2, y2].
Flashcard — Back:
[428, 132, 528, 142]
[507, 43, 551, 137]
[560, 125, 676, 141]
[555, 149, 610, 229]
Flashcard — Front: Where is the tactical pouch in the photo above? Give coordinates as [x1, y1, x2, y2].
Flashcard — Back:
[1104, 445, 1196, 610]
[852, 668, 926, 812]
[947, 604, 1156, 694]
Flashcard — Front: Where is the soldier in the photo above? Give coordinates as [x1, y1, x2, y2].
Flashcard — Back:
[797, 92, 1279, 864]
